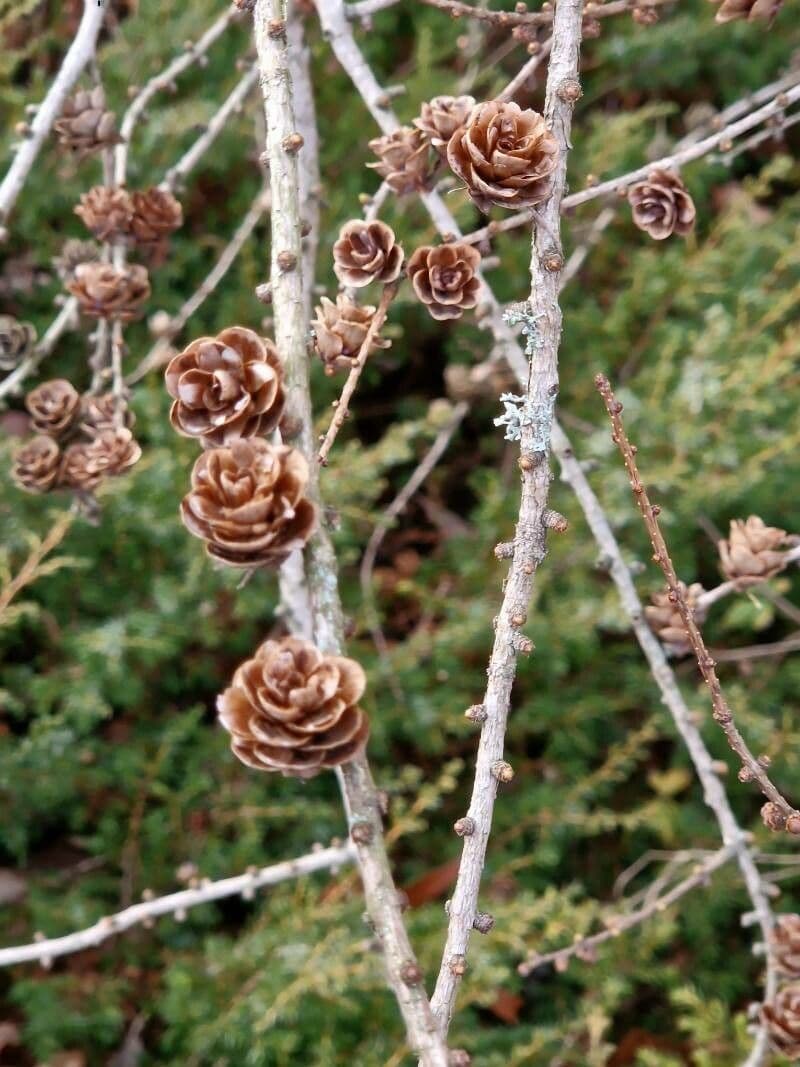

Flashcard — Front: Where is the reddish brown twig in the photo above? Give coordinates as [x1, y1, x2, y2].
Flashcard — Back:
[317, 281, 398, 466]
[595, 373, 800, 833]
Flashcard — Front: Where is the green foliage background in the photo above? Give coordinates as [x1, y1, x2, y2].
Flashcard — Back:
[1, 0, 800, 1063]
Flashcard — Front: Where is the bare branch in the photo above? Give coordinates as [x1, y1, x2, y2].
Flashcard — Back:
[519, 844, 736, 975]
[0, 299, 80, 405]
[0, 0, 106, 228]
[596, 374, 800, 827]
[0, 844, 355, 969]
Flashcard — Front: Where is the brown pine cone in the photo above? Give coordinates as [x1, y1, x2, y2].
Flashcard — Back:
[763, 985, 800, 1060]
[74, 186, 133, 241]
[367, 127, 435, 195]
[414, 95, 476, 153]
[54, 87, 119, 156]
[181, 439, 316, 569]
[0, 315, 37, 371]
[407, 242, 481, 321]
[80, 393, 135, 432]
[311, 294, 388, 374]
[333, 220, 403, 288]
[771, 915, 800, 979]
[52, 238, 102, 283]
[711, 0, 782, 20]
[129, 188, 183, 248]
[446, 100, 559, 212]
[165, 326, 284, 447]
[627, 169, 696, 240]
[12, 436, 62, 494]
[718, 516, 791, 587]
[60, 427, 141, 491]
[67, 262, 151, 321]
[217, 636, 369, 778]
[644, 582, 707, 657]
[25, 379, 81, 437]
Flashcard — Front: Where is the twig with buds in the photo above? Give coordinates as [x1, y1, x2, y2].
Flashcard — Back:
[0, 843, 355, 969]
[317, 282, 398, 466]
[519, 844, 736, 976]
[596, 374, 800, 831]
[0, 0, 106, 229]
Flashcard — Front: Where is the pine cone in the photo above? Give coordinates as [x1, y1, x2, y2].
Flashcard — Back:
[414, 94, 476, 153]
[67, 262, 150, 321]
[165, 326, 284, 447]
[644, 582, 707, 657]
[367, 127, 435, 195]
[718, 516, 791, 587]
[627, 169, 696, 240]
[129, 188, 183, 248]
[80, 393, 135, 432]
[25, 379, 81, 437]
[711, 0, 782, 20]
[74, 186, 133, 241]
[311, 294, 388, 374]
[54, 87, 119, 156]
[12, 436, 62, 494]
[446, 100, 559, 212]
[333, 220, 403, 288]
[763, 985, 800, 1060]
[407, 242, 481, 321]
[180, 439, 316, 569]
[771, 915, 800, 979]
[0, 315, 37, 371]
[217, 636, 369, 778]
[60, 427, 141, 491]
[52, 238, 102, 283]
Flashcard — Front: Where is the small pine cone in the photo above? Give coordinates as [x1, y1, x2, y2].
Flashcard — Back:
[54, 87, 120, 157]
[12, 436, 62, 494]
[367, 126, 435, 195]
[25, 379, 81, 437]
[446, 100, 559, 213]
[180, 439, 316, 569]
[582, 15, 602, 35]
[67, 262, 151, 321]
[129, 187, 183, 248]
[52, 238, 102, 283]
[333, 220, 403, 288]
[413, 95, 476, 153]
[311, 294, 388, 374]
[407, 242, 481, 321]
[632, 4, 660, 22]
[762, 801, 788, 832]
[771, 915, 800, 979]
[80, 393, 135, 432]
[627, 169, 696, 240]
[60, 426, 141, 491]
[711, 0, 782, 20]
[763, 985, 800, 1060]
[74, 185, 134, 241]
[0, 315, 37, 371]
[718, 516, 791, 588]
[165, 326, 284, 447]
[217, 636, 369, 778]
[644, 581, 707, 657]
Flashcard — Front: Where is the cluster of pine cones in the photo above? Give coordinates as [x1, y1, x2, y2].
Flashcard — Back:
[9, 85, 185, 499]
[645, 516, 798, 657]
[763, 915, 800, 1060]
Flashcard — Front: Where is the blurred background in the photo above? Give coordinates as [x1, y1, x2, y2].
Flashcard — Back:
[1, 0, 800, 1063]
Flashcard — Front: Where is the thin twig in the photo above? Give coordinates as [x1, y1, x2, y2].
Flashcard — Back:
[0, 843, 355, 968]
[430, 0, 585, 1035]
[0, 0, 106, 228]
[0, 511, 75, 623]
[114, 5, 241, 186]
[126, 187, 270, 384]
[497, 38, 552, 102]
[253, 3, 448, 1062]
[349, 0, 657, 25]
[317, 282, 398, 466]
[160, 64, 260, 193]
[596, 374, 800, 825]
[519, 845, 736, 975]
[0, 299, 80, 405]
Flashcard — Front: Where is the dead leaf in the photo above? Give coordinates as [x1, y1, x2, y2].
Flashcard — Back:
[487, 989, 523, 1025]
[403, 858, 460, 908]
